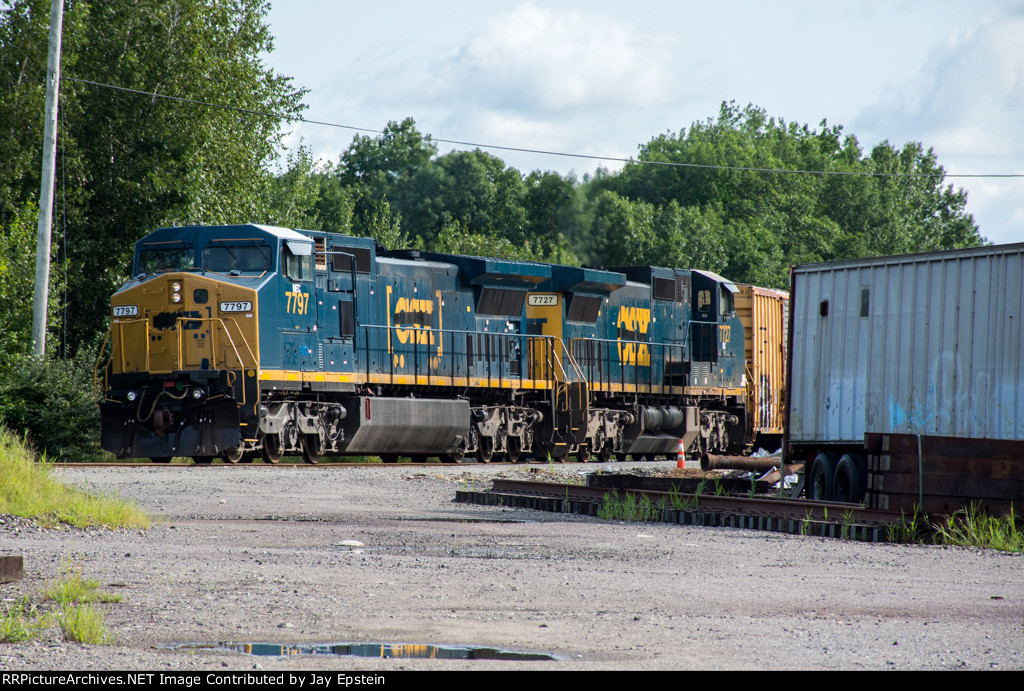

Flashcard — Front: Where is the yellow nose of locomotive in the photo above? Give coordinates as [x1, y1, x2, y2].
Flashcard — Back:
[109, 274, 259, 375]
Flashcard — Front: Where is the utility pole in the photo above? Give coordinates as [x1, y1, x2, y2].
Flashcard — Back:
[32, 0, 64, 358]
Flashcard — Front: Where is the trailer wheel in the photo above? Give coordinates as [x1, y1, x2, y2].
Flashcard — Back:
[809, 452, 837, 501]
[834, 454, 867, 503]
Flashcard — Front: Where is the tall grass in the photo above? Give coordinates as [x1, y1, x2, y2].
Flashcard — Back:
[0, 596, 51, 643]
[885, 503, 1023, 554]
[933, 503, 1023, 554]
[598, 491, 666, 522]
[0, 426, 149, 529]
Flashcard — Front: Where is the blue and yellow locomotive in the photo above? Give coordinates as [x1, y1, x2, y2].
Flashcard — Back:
[98, 224, 780, 463]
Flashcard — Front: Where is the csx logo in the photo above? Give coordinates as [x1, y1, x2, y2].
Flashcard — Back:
[617, 306, 651, 367]
[394, 297, 435, 345]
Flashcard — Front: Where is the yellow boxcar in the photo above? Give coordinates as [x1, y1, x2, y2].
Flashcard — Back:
[735, 284, 788, 452]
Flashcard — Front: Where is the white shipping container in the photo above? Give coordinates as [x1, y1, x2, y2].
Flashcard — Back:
[788, 244, 1024, 445]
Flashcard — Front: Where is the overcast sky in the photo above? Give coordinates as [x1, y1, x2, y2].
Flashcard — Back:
[264, 0, 1024, 245]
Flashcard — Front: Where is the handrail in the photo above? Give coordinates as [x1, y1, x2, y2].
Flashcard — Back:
[174, 316, 257, 406]
[355, 323, 593, 391]
[569, 336, 686, 390]
[93, 326, 113, 402]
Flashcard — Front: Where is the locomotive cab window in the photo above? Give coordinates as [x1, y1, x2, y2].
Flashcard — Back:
[720, 286, 735, 316]
[137, 245, 195, 274]
[203, 242, 271, 274]
[282, 241, 314, 282]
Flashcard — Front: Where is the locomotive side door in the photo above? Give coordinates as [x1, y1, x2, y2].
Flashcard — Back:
[526, 292, 564, 382]
[279, 239, 317, 373]
[322, 241, 357, 382]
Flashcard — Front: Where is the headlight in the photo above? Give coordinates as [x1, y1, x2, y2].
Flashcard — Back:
[126, 390, 138, 402]
[171, 281, 182, 293]
[171, 293, 182, 303]
[191, 388, 205, 400]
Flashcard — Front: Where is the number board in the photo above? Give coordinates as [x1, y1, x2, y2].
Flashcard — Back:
[527, 294, 559, 306]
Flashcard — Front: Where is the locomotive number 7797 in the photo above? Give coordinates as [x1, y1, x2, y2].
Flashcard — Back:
[286, 291, 310, 315]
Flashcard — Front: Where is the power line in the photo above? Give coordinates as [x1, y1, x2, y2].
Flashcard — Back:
[66, 77, 1024, 180]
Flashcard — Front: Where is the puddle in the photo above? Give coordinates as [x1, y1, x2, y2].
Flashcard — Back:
[394, 517, 531, 524]
[173, 642, 557, 661]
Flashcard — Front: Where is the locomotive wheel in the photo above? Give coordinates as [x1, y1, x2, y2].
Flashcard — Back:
[597, 441, 613, 463]
[261, 434, 282, 464]
[575, 445, 591, 463]
[809, 452, 837, 501]
[222, 447, 244, 464]
[150, 457, 172, 464]
[301, 434, 323, 464]
[477, 437, 494, 463]
[615, 453, 629, 463]
[548, 444, 568, 462]
[381, 454, 399, 463]
[441, 450, 465, 463]
[506, 437, 523, 463]
[192, 456, 214, 465]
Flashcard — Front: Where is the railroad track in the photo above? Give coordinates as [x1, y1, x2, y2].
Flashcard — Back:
[456, 479, 902, 542]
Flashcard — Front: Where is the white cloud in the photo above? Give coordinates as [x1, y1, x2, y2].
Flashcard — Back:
[855, 8, 1024, 243]
[441, 3, 679, 113]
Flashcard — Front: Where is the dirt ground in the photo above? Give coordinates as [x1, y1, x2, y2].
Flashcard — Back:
[1, 462, 1022, 670]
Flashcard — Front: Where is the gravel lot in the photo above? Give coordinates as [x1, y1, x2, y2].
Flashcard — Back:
[1, 462, 1022, 671]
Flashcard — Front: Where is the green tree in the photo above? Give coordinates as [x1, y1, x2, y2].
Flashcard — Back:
[430, 219, 531, 260]
[0, 0, 307, 348]
[589, 102, 983, 286]
[404, 149, 528, 245]
[337, 117, 436, 237]
[265, 146, 323, 230]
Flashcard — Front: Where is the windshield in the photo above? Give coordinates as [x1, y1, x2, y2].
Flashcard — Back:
[203, 244, 272, 273]
[137, 246, 195, 274]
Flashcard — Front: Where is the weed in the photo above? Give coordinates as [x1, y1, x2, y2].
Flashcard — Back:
[598, 491, 664, 522]
[933, 503, 1023, 554]
[748, 475, 757, 499]
[44, 564, 102, 605]
[840, 510, 855, 539]
[58, 602, 115, 645]
[0, 561, 118, 644]
[800, 510, 812, 536]
[886, 507, 927, 544]
[712, 476, 727, 497]
[668, 487, 697, 511]
[694, 477, 707, 497]
[0, 596, 51, 643]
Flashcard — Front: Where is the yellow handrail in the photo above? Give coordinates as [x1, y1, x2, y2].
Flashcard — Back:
[174, 316, 257, 406]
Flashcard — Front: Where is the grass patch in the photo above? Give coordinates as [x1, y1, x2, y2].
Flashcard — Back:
[1, 562, 118, 644]
[57, 602, 115, 644]
[598, 491, 666, 522]
[885, 503, 1023, 553]
[0, 596, 52, 643]
[43, 561, 121, 605]
[0, 425, 149, 529]
[933, 503, 1023, 554]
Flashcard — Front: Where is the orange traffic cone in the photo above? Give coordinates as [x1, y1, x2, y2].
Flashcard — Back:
[676, 439, 686, 468]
